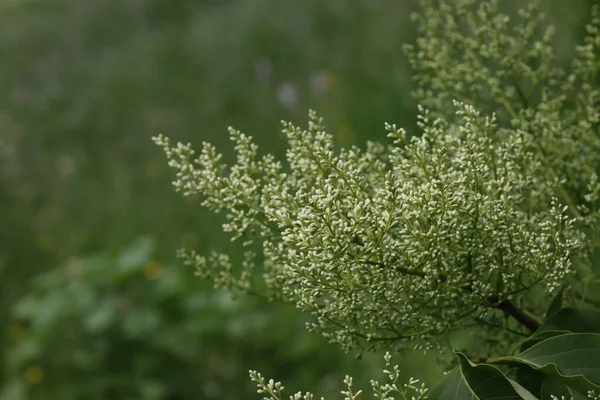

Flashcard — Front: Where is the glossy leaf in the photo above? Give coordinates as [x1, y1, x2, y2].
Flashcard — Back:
[513, 330, 570, 354]
[428, 352, 537, 399]
[513, 365, 546, 398]
[512, 333, 600, 393]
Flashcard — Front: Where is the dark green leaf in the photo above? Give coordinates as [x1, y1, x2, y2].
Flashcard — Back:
[513, 330, 570, 354]
[428, 352, 538, 400]
[512, 333, 600, 393]
[539, 376, 587, 400]
[514, 365, 546, 398]
[544, 288, 564, 319]
[537, 308, 600, 334]
[507, 378, 540, 400]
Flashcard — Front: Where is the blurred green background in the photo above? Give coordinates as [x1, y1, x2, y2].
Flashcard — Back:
[0, 0, 595, 398]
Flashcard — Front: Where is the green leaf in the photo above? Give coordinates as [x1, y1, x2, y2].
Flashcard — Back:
[537, 307, 600, 334]
[84, 296, 117, 334]
[507, 378, 540, 400]
[428, 351, 538, 399]
[122, 307, 161, 339]
[512, 333, 600, 393]
[539, 376, 587, 400]
[428, 368, 475, 400]
[115, 237, 155, 277]
[513, 330, 570, 354]
[544, 287, 564, 319]
[514, 365, 546, 398]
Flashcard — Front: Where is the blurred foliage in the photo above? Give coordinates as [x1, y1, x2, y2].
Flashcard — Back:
[0, 0, 417, 266]
[0, 0, 599, 398]
[0, 1, 417, 395]
[2, 238, 390, 399]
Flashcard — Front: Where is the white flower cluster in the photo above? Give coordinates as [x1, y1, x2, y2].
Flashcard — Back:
[154, 0, 600, 351]
[153, 99, 578, 349]
[550, 390, 600, 400]
[406, 0, 600, 266]
[249, 352, 427, 400]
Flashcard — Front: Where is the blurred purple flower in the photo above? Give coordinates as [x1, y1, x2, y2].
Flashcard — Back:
[253, 57, 273, 83]
[276, 82, 299, 109]
[310, 70, 333, 96]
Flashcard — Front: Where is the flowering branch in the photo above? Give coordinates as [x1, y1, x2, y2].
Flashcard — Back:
[155, 0, 598, 358]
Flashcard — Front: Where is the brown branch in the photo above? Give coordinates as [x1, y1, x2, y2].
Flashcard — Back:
[488, 296, 540, 332]
[473, 355, 520, 366]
